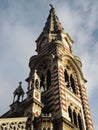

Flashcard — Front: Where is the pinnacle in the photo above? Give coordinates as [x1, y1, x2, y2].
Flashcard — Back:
[19, 81, 22, 85]
[49, 4, 54, 9]
[43, 5, 64, 33]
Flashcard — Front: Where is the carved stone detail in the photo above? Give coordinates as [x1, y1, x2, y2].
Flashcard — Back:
[0, 118, 27, 130]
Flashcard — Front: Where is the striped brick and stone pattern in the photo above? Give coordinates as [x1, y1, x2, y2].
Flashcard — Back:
[81, 85, 94, 130]
[52, 64, 67, 115]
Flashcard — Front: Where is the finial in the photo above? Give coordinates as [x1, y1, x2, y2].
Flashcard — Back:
[19, 81, 22, 85]
[49, 4, 54, 9]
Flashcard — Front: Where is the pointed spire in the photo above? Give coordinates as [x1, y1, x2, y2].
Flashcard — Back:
[43, 4, 64, 33]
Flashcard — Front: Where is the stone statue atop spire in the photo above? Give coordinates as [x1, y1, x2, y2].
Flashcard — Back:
[49, 4, 54, 9]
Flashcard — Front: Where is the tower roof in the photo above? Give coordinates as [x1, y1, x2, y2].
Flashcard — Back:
[36, 5, 73, 53]
[43, 4, 64, 33]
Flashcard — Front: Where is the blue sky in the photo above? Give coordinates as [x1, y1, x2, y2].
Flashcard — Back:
[0, 0, 98, 129]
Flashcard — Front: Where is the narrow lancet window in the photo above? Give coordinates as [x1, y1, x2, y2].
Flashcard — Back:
[68, 106, 73, 123]
[70, 74, 76, 94]
[47, 69, 51, 88]
[64, 69, 69, 87]
[40, 74, 45, 91]
[73, 110, 78, 127]
[78, 114, 83, 130]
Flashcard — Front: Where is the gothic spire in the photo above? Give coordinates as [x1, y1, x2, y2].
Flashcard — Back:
[36, 5, 73, 53]
[43, 4, 64, 33]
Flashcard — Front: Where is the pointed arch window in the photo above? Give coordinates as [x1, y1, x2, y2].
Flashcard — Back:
[40, 74, 45, 91]
[70, 74, 76, 94]
[47, 69, 51, 88]
[78, 114, 83, 130]
[64, 69, 69, 87]
[73, 110, 78, 127]
[35, 79, 39, 89]
[47, 128, 50, 130]
[68, 106, 73, 123]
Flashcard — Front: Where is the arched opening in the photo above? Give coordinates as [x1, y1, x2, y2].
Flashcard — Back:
[64, 69, 69, 87]
[68, 106, 73, 122]
[70, 74, 76, 94]
[40, 74, 45, 91]
[47, 128, 50, 130]
[78, 114, 83, 130]
[47, 69, 51, 89]
[73, 110, 78, 127]
[35, 79, 39, 89]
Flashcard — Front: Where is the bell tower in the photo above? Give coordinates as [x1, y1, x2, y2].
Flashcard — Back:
[26, 5, 93, 130]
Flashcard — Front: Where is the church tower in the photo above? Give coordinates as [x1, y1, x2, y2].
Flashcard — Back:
[26, 5, 93, 130]
[0, 5, 94, 130]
